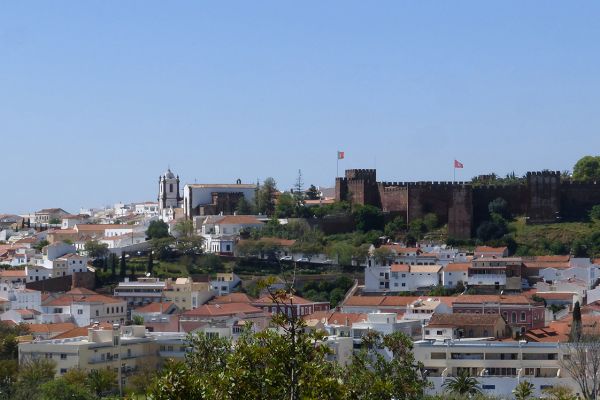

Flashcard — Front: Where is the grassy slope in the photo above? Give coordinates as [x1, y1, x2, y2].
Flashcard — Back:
[509, 217, 597, 254]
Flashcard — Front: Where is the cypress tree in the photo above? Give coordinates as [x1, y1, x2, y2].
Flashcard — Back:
[120, 253, 127, 279]
[147, 252, 154, 275]
[110, 254, 117, 280]
[571, 301, 582, 341]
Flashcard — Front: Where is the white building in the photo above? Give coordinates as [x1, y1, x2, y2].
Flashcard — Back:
[199, 215, 264, 254]
[183, 183, 257, 218]
[364, 263, 442, 292]
[413, 340, 579, 397]
[441, 263, 469, 288]
[114, 277, 167, 306]
[210, 273, 241, 296]
[134, 202, 159, 216]
[0, 283, 41, 311]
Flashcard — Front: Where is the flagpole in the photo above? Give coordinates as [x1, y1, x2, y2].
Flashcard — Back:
[336, 151, 339, 178]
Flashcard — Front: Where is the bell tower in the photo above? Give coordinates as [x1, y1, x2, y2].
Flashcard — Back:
[158, 168, 181, 212]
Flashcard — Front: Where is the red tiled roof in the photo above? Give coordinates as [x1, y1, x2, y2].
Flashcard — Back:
[452, 295, 541, 306]
[209, 293, 254, 304]
[44, 290, 123, 307]
[390, 264, 409, 272]
[444, 263, 470, 272]
[327, 312, 368, 325]
[427, 313, 505, 328]
[27, 322, 77, 336]
[0, 269, 26, 277]
[134, 302, 176, 313]
[474, 246, 508, 253]
[253, 294, 321, 305]
[183, 303, 263, 317]
[53, 323, 113, 339]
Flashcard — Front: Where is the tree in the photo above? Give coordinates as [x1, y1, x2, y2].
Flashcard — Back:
[306, 184, 320, 200]
[147, 251, 154, 274]
[119, 253, 127, 279]
[33, 239, 49, 252]
[560, 334, 600, 400]
[146, 220, 170, 239]
[590, 205, 600, 221]
[423, 213, 439, 231]
[110, 253, 117, 280]
[442, 370, 481, 396]
[257, 177, 278, 215]
[151, 237, 176, 260]
[514, 380, 535, 400]
[173, 220, 194, 237]
[353, 204, 384, 232]
[571, 301, 582, 341]
[344, 331, 428, 399]
[275, 192, 296, 218]
[488, 197, 510, 219]
[12, 358, 56, 400]
[541, 385, 578, 400]
[236, 197, 254, 215]
[384, 216, 406, 239]
[573, 155, 600, 182]
[373, 246, 393, 265]
[84, 240, 109, 259]
[38, 378, 95, 400]
[85, 368, 117, 397]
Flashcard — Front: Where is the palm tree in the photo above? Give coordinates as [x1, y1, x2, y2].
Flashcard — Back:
[514, 380, 535, 400]
[442, 370, 481, 396]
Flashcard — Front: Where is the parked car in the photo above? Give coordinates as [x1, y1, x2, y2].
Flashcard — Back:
[280, 255, 293, 261]
[296, 257, 309, 262]
[323, 259, 333, 264]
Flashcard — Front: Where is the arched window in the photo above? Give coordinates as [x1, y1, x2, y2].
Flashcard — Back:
[512, 312, 517, 323]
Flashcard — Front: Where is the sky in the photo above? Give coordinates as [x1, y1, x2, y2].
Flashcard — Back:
[2, 2, 600, 214]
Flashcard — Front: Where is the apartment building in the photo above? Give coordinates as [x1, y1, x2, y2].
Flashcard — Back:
[114, 277, 167, 306]
[413, 340, 578, 397]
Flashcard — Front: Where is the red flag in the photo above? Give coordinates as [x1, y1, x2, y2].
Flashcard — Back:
[454, 159, 463, 168]
[337, 151, 345, 160]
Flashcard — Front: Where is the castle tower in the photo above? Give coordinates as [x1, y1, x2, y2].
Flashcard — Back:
[158, 168, 181, 213]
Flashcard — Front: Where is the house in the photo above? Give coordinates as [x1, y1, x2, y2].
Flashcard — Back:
[252, 293, 330, 318]
[364, 263, 442, 293]
[61, 215, 90, 229]
[424, 313, 509, 340]
[468, 257, 523, 291]
[441, 263, 469, 288]
[34, 208, 70, 224]
[42, 288, 127, 327]
[131, 301, 178, 328]
[209, 273, 241, 296]
[403, 298, 452, 322]
[0, 269, 27, 285]
[452, 294, 545, 333]
[0, 283, 41, 310]
[199, 215, 264, 254]
[114, 277, 167, 306]
[163, 277, 215, 310]
[473, 246, 509, 258]
[179, 302, 269, 334]
[26, 322, 77, 340]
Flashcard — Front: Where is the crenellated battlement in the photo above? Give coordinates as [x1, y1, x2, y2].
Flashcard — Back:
[345, 169, 377, 181]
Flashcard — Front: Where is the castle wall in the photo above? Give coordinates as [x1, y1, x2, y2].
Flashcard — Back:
[526, 172, 561, 223]
[472, 184, 527, 226]
[560, 181, 600, 220]
[378, 183, 408, 214]
[336, 168, 600, 239]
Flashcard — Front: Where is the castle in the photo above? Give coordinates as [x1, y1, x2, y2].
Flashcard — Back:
[335, 169, 600, 239]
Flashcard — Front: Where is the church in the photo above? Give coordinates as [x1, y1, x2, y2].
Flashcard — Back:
[157, 168, 257, 221]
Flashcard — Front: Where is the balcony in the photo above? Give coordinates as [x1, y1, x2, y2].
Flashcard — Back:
[467, 274, 506, 286]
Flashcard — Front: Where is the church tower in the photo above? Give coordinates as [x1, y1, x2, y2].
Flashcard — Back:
[158, 168, 181, 212]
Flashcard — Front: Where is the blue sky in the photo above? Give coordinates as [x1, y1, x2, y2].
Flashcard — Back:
[2, 2, 600, 214]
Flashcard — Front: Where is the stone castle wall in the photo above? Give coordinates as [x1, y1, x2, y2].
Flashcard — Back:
[335, 168, 600, 239]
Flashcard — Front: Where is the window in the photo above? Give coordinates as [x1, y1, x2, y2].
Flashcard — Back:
[61, 354, 67, 360]
[77, 309, 83, 315]
[425, 330, 430, 335]
[482, 385, 496, 390]
[96, 310, 99, 316]
[60, 368, 67, 374]
[436, 330, 443, 335]
[401, 283, 406, 287]
[512, 312, 517, 323]
[521, 312, 526, 322]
